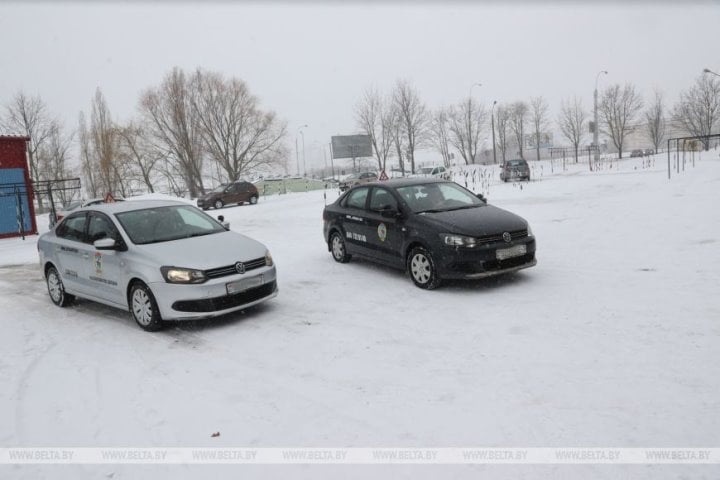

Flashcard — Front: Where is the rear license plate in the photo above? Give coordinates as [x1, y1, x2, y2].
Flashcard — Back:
[496, 244, 526, 260]
[226, 275, 263, 295]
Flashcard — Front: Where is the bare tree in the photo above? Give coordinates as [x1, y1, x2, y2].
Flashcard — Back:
[192, 69, 288, 182]
[140, 67, 206, 197]
[599, 83, 644, 159]
[38, 124, 76, 205]
[447, 97, 487, 165]
[644, 90, 666, 153]
[530, 96, 549, 161]
[509, 101, 529, 159]
[495, 104, 511, 163]
[390, 104, 406, 175]
[78, 112, 99, 198]
[89, 88, 126, 196]
[1, 92, 58, 208]
[673, 74, 720, 150]
[392, 79, 428, 174]
[557, 96, 587, 165]
[355, 86, 395, 171]
[429, 107, 453, 167]
[116, 122, 163, 193]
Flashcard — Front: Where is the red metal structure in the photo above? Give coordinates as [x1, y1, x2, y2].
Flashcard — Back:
[0, 135, 37, 239]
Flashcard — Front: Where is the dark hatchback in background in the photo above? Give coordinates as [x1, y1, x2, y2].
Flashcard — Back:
[323, 178, 536, 289]
[197, 180, 259, 210]
[500, 159, 531, 182]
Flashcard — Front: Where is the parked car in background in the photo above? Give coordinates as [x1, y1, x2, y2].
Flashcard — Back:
[644, 148, 655, 156]
[323, 178, 536, 289]
[499, 159, 531, 182]
[196, 180, 259, 210]
[630, 149, 645, 157]
[415, 165, 450, 179]
[38, 200, 277, 331]
[54, 197, 125, 224]
[339, 171, 378, 192]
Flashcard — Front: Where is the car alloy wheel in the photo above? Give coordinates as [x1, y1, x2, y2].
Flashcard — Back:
[408, 247, 442, 290]
[46, 266, 73, 307]
[214, 199, 224, 209]
[330, 232, 351, 263]
[130, 282, 163, 331]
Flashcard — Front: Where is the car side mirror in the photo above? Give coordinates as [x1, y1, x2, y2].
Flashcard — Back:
[476, 193, 487, 203]
[217, 215, 230, 230]
[94, 238, 117, 250]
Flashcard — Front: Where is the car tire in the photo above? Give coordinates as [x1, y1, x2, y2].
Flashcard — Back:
[214, 199, 224, 209]
[407, 247, 442, 290]
[129, 281, 164, 332]
[202, 206, 209, 211]
[249, 195, 258, 205]
[330, 231, 351, 263]
[46, 265, 74, 307]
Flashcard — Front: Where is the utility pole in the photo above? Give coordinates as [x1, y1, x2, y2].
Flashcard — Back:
[492, 100, 497, 164]
[593, 70, 608, 169]
[295, 124, 307, 176]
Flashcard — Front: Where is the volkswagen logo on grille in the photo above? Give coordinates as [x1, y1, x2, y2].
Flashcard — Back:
[234, 262, 246, 274]
[502, 232, 512, 243]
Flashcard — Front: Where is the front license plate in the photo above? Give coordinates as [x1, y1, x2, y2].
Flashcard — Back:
[226, 275, 263, 295]
[496, 244, 526, 260]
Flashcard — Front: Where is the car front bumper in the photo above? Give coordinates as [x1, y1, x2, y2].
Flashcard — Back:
[149, 265, 277, 320]
[435, 237, 537, 280]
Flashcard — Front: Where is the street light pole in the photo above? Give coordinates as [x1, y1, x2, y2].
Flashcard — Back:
[469, 83, 482, 163]
[491, 100, 498, 164]
[703, 68, 720, 78]
[295, 124, 307, 176]
[593, 70, 608, 168]
[301, 130, 306, 176]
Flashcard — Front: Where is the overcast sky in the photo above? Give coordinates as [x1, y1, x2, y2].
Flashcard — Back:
[1, 1, 719, 171]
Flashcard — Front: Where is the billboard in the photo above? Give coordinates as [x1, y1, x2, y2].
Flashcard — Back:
[525, 132, 554, 149]
[331, 135, 372, 159]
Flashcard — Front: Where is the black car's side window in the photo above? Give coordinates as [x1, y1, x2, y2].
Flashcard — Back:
[369, 188, 398, 212]
[87, 213, 120, 244]
[345, 187, 369, 210]
[56, 213, 88, 243]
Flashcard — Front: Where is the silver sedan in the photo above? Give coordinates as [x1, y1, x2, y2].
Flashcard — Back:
[38, 199, 278, 331]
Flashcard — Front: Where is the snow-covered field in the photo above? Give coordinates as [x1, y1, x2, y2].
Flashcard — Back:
[1, 153, 719, 479]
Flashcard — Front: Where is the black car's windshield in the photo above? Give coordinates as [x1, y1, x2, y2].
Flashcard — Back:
[396, 182, 484, 213]
[116, 205, 226, 245]
[210, 184, 228, 193]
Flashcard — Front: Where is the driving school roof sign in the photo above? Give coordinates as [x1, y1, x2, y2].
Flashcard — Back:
[331, 135, 372, 159]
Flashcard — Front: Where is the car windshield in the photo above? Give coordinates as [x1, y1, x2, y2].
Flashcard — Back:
[210, 184, 228, 193]
[508, 160, 526, 166]
[418, 167, 434, 174]
[396, 182, 484, 213]
[115, 205, 226, 245]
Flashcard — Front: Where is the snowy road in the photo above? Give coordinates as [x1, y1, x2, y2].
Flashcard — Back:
[1, 155, 719, 479]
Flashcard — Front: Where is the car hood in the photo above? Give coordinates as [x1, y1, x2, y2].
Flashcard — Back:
[133, 231, 268, 269]
[417, 204, 528, 237]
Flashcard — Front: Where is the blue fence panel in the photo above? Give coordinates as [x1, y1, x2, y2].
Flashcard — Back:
[0, 169, 33, 235]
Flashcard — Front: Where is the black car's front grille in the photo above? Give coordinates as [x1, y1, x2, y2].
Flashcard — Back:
[172, 281, 276, 313]
[205, 257, 266, 279]
[476, 229, 528, 244]
[483, 253, 535, 271]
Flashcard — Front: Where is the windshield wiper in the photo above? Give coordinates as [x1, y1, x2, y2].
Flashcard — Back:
[186, 231, 216, 238]
[445, 204, 483, 211]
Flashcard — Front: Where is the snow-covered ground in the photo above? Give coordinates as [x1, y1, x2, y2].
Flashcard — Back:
[1, 153, 719, 479]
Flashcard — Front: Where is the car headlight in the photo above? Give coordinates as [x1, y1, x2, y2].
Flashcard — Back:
[440, 233, 477, 248]
[265, 250, 274, 267]
[161, 266, 207, 284]
[527, 225, 534, 237]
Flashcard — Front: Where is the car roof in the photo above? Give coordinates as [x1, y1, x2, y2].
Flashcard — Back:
[357, 177, 449, 189]
[78, 199, 189, 214]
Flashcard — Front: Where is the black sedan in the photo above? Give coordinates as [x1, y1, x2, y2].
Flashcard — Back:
[322, 178, 536, 289]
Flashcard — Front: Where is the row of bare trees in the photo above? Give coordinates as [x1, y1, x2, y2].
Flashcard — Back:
[355, 73, 720, 170]
[1, 67, 288, 201]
